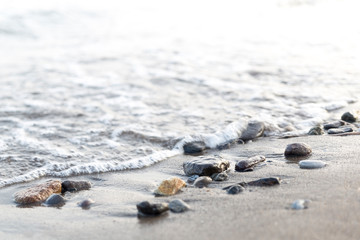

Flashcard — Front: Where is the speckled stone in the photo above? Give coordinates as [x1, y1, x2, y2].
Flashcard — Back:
[136, 201, 169, 217]
[284, 143, 312, 157]
[14, 180, 62, 204]
[154, 177, 186, 196]
[183, 156, 230, 176]
[299, 160, 326, 169]
[169, 199, 190, 213]
[308, 126, 324, 135]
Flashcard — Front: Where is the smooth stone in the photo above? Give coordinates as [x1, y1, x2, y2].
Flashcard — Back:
[193, 176, 212, 188]
[299, 160, 326, 169]
[341, 112, 358, 123]
[183, 141, 206, 155]
[210, 172, 228, 181]
[61, 180, 91, 193]
[226, 185, 245, 195]
[154, 177, 186, 196]
[308, 126, 324, 135]
[291, 199, 310, 210]
[187, 175, 199, 184]
[169, 199, 190, 213]
[44, 194, 65, 205]
[78, 198, 95, 209]
[183, 156, 230, 176]
[284, 143, 312, 157]
[328, 127, 353, 135]
[14, 180, 62, 204]
[247, 177, 281, 187]
[136, 201, 169, 217]
[240, 120, 265, 141]
[323, 120, 345, 130]
[235, 155, 266, 172]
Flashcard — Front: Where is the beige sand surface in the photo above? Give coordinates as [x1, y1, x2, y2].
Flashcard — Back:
[1, 135, 360, 240]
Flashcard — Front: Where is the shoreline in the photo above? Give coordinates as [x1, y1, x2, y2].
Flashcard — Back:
[1, 135, 360, 240]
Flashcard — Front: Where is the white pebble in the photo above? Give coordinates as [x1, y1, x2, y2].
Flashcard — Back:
[299, 160, 326, 169]
[291, 199, 310, 210]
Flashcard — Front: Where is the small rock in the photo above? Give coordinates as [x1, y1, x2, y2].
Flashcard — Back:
[45, 194, 65, 206]
[240, 120, 265, 141]
[284, 143, 312, 157]
[14, 180, 62, 204]
[169, 199, 190, 213]
[226, 185, 245, 195]
[323, 121, 345, 130]
[291, 199, 310, 210]
[235, 155, 266, 172]
[247, 177, 281, 187]
[61, 180, 91, 193]
[210, 172, 228, 181]
[183, 156, 230, 176]
[154, 177, 186, 196]
[327, 127, 353, 135]
[183, 141, 206, 155]
[78, 198, 95, 209]
[193, 176, 212, 188]
[341, 112, 358, 123]
[308, 126, 324, 135]
[299, 160, 326, 169]
[187, 175, 199, 184]
[136, 201, 169, 217]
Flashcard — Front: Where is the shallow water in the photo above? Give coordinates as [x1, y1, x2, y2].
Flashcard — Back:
[0, 0, 360, 187]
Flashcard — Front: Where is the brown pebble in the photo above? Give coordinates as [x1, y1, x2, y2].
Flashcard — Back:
[284, 143, 312, 157]
[14, 180, 62, 204]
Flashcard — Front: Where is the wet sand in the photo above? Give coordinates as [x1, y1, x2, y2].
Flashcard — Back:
[1, 135, 360, 240]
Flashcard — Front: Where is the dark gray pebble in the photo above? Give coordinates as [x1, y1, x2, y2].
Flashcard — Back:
[341, 112, 357, 123]
[328, 127, 353, 134]
[136, 201, 169, 217]
[183, 141, 206, 155]
[183, 156, 230, 176]
[308, 126, 324, 135]
[323, 121, 345, 130]
[247, 177, 281, 187]
[187, 175, 199, 183]
[210, 172, 228, 181]
[45, 194, 65, 206]
[169, 199, 190, 213]
[226, 185, 245, 195]
[240, 120, 265, 141]
[284, 143, 312, 157]
[61, 180, 91, 193]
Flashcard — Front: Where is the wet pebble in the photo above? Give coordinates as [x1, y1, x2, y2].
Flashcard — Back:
[226, 185, 245, 195]
[308, 126, 324, 135]
[45, 194, 65, 206]
[323, 120, 345, 130]
[169, 199, 190, 213]
[327, 127, 353, 135]
[210, 172, 228, 181]
[284, 143, 312, 157]
[183, 156, 230, 176]
[291, 199, 310, 210]
[240, 120, 265, 141]
[235, 155, 266, 172]
[299, 160, 327, 169]
[193, 176, 212, 188]
[183, 141, 206, 155]
[14, 180, 62, 204]
[61, 180, 91, 193]
[136, 201, 169, 218]
[78, 198, 95, 209]
[187, 175, 199, 184]
[341, 112, 358, 123]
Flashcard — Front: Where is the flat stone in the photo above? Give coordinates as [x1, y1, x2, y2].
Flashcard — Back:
[284, 143, 312, 157]
[235, 155, 266, 172]
[45, 194, 65, 206]
[299, 160, 326, 169]
[247, 177, 280, 187]
[323, 121, 345, 130]
[136, 201, 169, 217]
[308, 126, 324, 135]
[154, 177, 186, 196]
[169, 199, 190, 213]
[183, 141, 206, 155]
[328, 127, 353, 135]
[226, 185, 245, 195]
[291, 199, 310, 210]
[61, 180, 91, 193]
[193, 176, 212, 188]
[183, 156, 230, 176]
[341, 112, 358, 123]
[14, 180, 62, 204]
[78, 198, 95, 209]
[210, 172, 228, 181]
[240, 120, 265, 141]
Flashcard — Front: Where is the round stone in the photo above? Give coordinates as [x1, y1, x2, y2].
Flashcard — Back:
[284, 143, 312, 157]
[45, 194, 65, 205]
[193, 176, 212, 188]
[78, 198, 95, 209]
[299, 160, 326, 169]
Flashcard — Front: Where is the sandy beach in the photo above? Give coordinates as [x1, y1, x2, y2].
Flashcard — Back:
[1, 134, 359, 240]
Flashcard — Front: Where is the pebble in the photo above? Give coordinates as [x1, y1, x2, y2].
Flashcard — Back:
[169, 199, 190, 213]
[308, 126, 324, 135]
[323, 120, 345, 130]
[136, 201, 169, 217]
[187, 175, 199, 184]
[210, 172, 228, 181]
[240, 120, 265, 141]
[183, 141, 206, 155]
[327, 127, 353, 135]
[61, 180, 91, 193]
[291, 199, 310, 210]
[284, 143, 312, 157]
[44, 194, 65, 206]
[154, 177, 186, 196]
[78, 198, 95, 209]
[341, 111, 358, 123]
[226, 185, 245, 195]
[183, 156, 230, 176]
[235, 155, 266, 172]
[14, 180, 62, 204]
[193, 176, 212, 188]
[299, 160, 327, 169]
[247, 177, 281, 187]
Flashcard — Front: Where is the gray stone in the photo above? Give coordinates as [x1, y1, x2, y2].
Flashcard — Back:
[328, 127, 353, 135]
[291, 199, 310, 210]
[323, 121, 345, 130]
[44, 194, 65, 206]
[240, 120, 265, 141]
[193, 176, 212, 188]
[247, 177, 280, 187]
[136, 201, 169, 217]
[183, 141, 206, 155]
[169, 199, 190, 213]
[235, 155, 266, 172]
[341, 112, 358, 123]
[78, 198, 95, 209]
[299, 160, 326, 169]
[61, 180, 91, 193]
[187, 175, 199, 183]
[284, 143, 312, 157]
[308, 126, 324, 135]
[210, 172, 228, 181]
[226, 185, 245, 195]
[183, 156, 230, 176]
